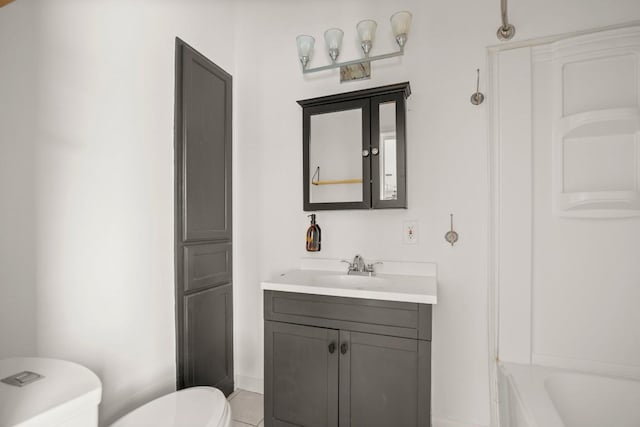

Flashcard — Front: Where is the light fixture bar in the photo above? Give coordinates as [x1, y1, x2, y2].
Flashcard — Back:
[297, 11, 411, 81]
[302, 48, 404, 74]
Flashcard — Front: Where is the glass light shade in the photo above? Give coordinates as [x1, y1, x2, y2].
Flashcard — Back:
[324, 28, 344, 62]
[390, 11, 412, 37]
[324, 28, 344, 50]
[296, 34, 315, 58]
[356, 19, 377, 42]
[296, 34, 315, 68]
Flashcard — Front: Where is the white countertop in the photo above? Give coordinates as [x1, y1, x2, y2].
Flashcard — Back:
[261, 267, 437, 304]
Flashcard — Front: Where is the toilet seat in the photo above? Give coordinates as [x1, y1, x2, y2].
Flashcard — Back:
[110, 386, 231, 427]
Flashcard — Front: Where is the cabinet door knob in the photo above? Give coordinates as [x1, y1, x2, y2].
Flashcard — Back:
[362, 149, 370, 157]
[371, 147, 379, 155]
[328, 342, 336, 354]
[340, 343, 348, 354]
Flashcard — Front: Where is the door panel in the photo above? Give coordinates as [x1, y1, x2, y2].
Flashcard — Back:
[183, 242, 231, 293]
[340, 331, 429, 427]
[181, 45, 232, 242]
[265, 321, 339, 427]
[184, 284, 233, 392]
[175, 38, 233, 394]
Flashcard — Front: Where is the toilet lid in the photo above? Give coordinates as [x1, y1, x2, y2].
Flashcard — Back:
[110, 386, 229, 427]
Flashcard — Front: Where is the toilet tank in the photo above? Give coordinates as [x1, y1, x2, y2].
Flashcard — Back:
[0, 357, 102, 427]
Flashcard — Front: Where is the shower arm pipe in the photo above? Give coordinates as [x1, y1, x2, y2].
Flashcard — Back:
[497, 0, 515, 41]
[500, 0, 509, 29]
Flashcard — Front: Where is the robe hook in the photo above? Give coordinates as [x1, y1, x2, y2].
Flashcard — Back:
[470, 69, 485, 105]
[444, 213, 459, 246]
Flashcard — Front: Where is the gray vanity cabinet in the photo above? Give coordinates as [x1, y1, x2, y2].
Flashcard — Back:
[264, 291, 432, 427]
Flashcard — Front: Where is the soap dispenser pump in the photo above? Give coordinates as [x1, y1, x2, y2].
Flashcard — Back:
[305, 214, 321, 252]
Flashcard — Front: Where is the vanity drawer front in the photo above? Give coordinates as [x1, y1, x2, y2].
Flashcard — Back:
[264, 291, 431, 340]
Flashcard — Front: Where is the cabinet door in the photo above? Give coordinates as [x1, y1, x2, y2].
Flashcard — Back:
[371, 92, 407, 209]
[302, 99, 371, 211]
[339, 331, 431, 427]
[265, 321, 339, 427]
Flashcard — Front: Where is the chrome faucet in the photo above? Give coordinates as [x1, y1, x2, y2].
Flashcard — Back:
[341, 255, 382, 276]
[352, 254, 365, 272]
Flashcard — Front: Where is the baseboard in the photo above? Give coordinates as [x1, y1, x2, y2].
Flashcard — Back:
[432, 416, 487, 427]
[235, 374, 264, 394]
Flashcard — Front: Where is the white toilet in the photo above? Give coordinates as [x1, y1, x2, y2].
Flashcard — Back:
[110, 386, 232, 427]
[0, 357, 102, 427]
[0, 357, 231, 427]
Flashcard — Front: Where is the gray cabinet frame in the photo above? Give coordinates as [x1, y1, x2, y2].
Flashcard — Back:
[264, 291, 432, 427]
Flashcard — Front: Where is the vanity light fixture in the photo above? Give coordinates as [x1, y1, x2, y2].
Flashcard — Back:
[296, 11, 412, 82]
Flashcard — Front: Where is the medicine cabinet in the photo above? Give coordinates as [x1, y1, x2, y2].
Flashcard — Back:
[298, 82, 411, 211]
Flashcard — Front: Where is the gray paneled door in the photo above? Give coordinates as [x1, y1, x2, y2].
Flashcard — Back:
[265, 321, 339, 427]
[174, 38, 233, 395]
[339, 331, 430, 427]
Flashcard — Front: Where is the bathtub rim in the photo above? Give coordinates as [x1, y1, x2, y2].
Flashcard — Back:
[499, 363, 566, 427]
[499, 361, 640, 427]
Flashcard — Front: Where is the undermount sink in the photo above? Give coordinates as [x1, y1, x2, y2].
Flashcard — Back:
[310, 273, 390, 290]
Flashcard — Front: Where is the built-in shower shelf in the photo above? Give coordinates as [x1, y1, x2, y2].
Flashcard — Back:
[553, 108, 640, 217]
[559, 190, 640, 213]
[556, 108, 640, 137]
[550, 33, 640, 218]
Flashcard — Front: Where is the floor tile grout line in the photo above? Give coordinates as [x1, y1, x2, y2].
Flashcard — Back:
[229, 389, 264, 427]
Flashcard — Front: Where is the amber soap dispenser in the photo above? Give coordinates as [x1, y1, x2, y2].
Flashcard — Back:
[305, 214, 321, 252]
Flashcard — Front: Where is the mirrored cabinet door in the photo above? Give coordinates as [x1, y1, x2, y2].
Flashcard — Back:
[372, 92, 407, 208]
[303, 99, 371, 210]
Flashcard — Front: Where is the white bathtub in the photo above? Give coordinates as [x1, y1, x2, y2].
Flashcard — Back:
[498, 362, 640, 427]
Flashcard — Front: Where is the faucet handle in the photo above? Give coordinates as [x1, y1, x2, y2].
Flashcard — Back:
[365, 261, 383, 273]
[340, 259, 357, 271]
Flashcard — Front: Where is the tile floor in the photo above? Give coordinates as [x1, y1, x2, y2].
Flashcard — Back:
[228, 390, 265, 427]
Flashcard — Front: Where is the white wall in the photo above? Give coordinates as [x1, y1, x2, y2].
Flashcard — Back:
[24, 0, 235, 424]
[233, 1, 491, 426]
[232, 1, 640, 427]
[0, 0, 37, 358]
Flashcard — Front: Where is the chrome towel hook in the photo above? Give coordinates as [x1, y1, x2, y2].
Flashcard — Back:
[444, 213, 459, 246]
[470, 69, 484, 105]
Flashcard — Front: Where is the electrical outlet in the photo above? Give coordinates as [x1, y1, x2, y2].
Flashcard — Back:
[403, 220, 418, 245]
